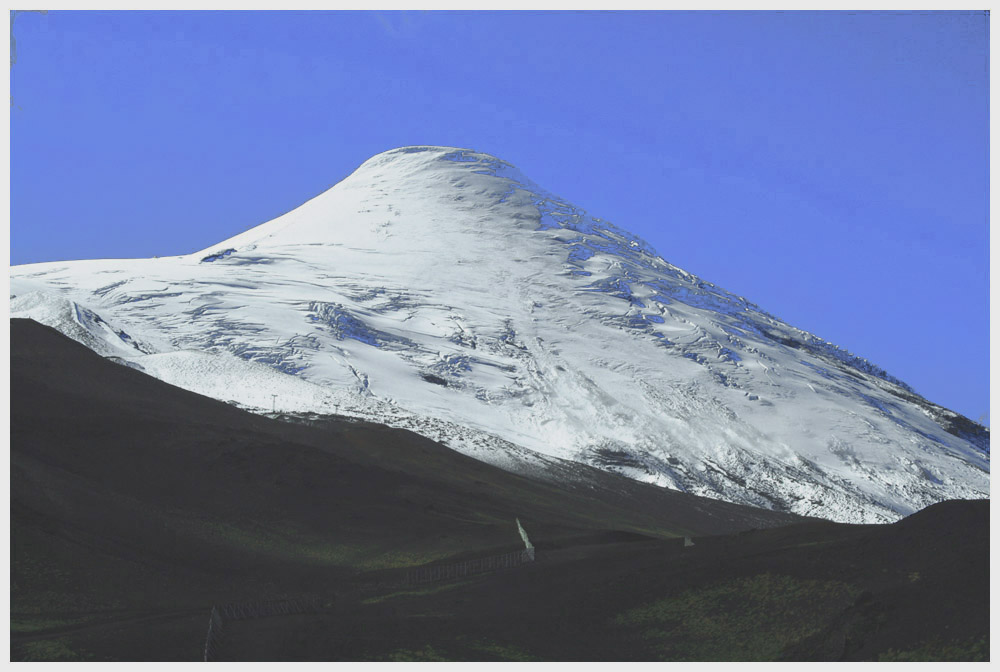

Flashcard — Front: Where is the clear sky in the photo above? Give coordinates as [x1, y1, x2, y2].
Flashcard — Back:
[10, 10, 990, 424]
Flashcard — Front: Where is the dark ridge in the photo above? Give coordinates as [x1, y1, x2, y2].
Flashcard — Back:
[200, 248, 236, 263]
[420, 373, 449, 386]
[876, 378, 990, 454]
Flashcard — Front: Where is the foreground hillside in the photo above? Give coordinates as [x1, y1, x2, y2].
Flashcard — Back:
[10, 319, 988, 661]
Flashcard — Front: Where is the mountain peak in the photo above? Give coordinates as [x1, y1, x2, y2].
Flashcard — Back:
[10, 146, 989, 524]
[358, 145, 516, 172]
[193, 145, 568, 256]
[362, 145, 477, 164]
[341, 146, 528, 192]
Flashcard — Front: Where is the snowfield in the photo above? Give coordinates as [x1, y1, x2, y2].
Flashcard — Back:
[11, 146, 989, 523]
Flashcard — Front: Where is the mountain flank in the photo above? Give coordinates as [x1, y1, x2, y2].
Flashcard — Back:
[11, 146, 988, 523]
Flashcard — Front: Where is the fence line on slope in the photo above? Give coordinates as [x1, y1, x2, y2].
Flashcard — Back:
[404, 547, 535, 585]
[203, 597, 322, 661]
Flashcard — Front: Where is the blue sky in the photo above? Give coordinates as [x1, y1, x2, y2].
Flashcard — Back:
[10, 10, 989, 423]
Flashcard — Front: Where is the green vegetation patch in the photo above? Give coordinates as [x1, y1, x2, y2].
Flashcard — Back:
[381, 644, 453, 661]
[374, 640, 536, 662]
[362, 578, 477, 605]
[15, 639, 91, 662]
[168, 515, 369, 566]
[10, 615, 98, 634]
[467, 639, 539, 661]
[879, 635, 989, 662]
[614, 572, 858, 661]
[168, 513, 468, 571]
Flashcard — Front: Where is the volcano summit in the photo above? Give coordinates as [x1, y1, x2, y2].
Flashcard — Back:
[11, 146, 989, 523]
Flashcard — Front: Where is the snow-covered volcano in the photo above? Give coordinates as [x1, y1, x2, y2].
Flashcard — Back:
[11, 146, 988, 523]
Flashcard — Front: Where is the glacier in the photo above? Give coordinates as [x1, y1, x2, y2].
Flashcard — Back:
[10, 145, 989, 523]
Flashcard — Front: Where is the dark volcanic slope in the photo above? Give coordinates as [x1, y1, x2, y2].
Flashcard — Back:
[12, 317, 800, 660]
[290, 498, 984, 663]
[10, 319, 988, 662]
